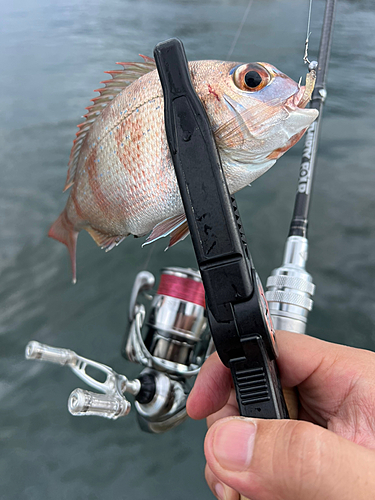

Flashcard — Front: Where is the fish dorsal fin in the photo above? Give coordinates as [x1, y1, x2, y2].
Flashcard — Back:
[64, 55, 156, 191]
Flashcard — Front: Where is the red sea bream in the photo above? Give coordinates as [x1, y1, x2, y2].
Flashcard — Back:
[49, 55, 318, 281]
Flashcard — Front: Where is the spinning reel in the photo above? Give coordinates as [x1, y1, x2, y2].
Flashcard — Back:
[26, 267, 211, 433]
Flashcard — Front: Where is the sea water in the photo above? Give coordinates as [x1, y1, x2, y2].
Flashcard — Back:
[1, 0, 375, 498]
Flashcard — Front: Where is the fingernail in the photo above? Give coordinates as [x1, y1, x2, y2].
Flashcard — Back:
[212, 419, 256, 471]
[214, 482, 240, 500]
[214, 482, 226, 500]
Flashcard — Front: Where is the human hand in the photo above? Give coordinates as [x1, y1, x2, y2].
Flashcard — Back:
[186, 330, 375, 500]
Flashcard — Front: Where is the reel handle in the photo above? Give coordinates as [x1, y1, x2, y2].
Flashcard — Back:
[68, 388, 131, 420]
[25, 341, 76, 365]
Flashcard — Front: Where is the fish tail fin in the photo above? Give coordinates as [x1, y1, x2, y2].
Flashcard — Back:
[48, 211, 79, 284]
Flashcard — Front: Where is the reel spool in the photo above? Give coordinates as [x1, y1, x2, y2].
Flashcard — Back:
[125, 267, 209, 375]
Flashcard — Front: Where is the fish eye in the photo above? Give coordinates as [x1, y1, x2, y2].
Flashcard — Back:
[244, 71, 262, 88]
[233, 63, 271, 92]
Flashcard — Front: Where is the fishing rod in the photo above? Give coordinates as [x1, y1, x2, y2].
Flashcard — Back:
[265, 0, 337, 334]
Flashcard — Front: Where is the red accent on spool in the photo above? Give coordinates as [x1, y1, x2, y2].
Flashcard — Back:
[157, 274, 205, 308]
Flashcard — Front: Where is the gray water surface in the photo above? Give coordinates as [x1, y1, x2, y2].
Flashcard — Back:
[1, 0, 375, 498]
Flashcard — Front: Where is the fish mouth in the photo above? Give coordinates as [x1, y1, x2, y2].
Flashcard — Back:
[286, 71, 316, 110]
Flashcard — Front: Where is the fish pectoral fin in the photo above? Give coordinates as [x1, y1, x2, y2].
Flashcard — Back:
[142, 214, 188, 246]
[86, 226, 127, 252]
[167, 221, 190, 249]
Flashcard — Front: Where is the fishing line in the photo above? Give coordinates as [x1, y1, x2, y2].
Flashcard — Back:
[303, 0, 314, 64]
[228, 0, 313, 62]
[140, 243, 155, 272]
[227, 0, 254, 59]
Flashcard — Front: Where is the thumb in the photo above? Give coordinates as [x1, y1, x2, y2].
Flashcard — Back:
[204, 416, 375, 500]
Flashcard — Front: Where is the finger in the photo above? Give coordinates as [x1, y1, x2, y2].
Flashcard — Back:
[207, 390, 239, 429]
[276, 330, 375, 429]
[204, 416, 375, 500]
[187, 331, 350, 422]
[187, 352, 232, 420]
[205, 463, 240, 500]
[189, 331, 375, 435]
[276, 329, 375, 389]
